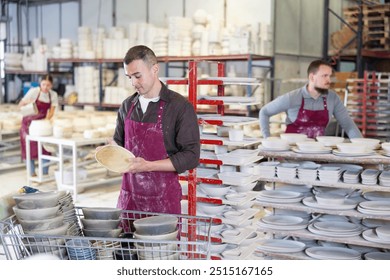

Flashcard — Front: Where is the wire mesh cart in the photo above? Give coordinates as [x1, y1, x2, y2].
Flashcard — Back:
[0, 207, 212, 260]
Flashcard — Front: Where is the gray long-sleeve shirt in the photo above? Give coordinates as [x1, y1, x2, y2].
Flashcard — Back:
[259, 85, 362, 139]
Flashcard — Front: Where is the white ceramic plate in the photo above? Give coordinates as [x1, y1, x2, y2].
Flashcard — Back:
[302, 196, 357, 210]
[305, 246, 361, 260]
[262, 215, 304, 226]
[365, 252, 390, 260]
[257, 220, 308, 231]
[313, 221, 361, 232]
[363, 191, 390, 201]
[332, 150, 376, 157]
[258, 190, 302, 199]
[362, 229, 390, 244]
[359, 201, 390, 211]
[256, 239, 306, 253]
[357, 206, 390, 215]
[308, 224, 361, 237]
[256, 194, 304, 204]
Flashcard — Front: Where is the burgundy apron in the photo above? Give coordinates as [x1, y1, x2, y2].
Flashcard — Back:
[285, 96, 329, 138]
[20, 91, 52, 160]
[117, 99, 182, 227]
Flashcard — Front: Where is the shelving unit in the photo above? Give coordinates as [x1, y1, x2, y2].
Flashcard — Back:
[255, 148, 390, 260]
[45, 54, 273, 112]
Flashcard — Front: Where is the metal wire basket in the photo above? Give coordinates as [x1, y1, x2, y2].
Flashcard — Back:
[0, 207, 212, 260]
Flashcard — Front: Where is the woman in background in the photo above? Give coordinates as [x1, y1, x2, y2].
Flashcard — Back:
[18, 74, 59, 176]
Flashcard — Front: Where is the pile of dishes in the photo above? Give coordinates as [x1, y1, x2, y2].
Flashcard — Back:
[333, 143, 375, 157]
[58, 191, 82, 236]
[256, 239, 306, 254]
[259, 137, 290, 151]
[308, 221, 362, 238]
[358, 201, 390, 216]
[257, 215, 308, 231]
[379, 171, 390, 187]
[364, 252, 390, 260]
[279, 133, 308, 145]
[12, 191, 69, 259]
[305, 246, 361, 260]
[350, 138, 380, 150]
[255, 161, 279, 178]
[343, 169, 361, 184]
[302, 195, 357, 211]
[318, 166, 342, 183]
[81, 207, 122, 238]
[256, 190, 305, 204]
[363, 191, 390, 201]
[133, 215, 179, 260]
[362, 227, 390, 245]
[361, 169, 380, 185]
[276, 163, 299, 180]
[293, 141, 331, 154]
[316, 136, 345, 147]
[297, 162, 321, 181]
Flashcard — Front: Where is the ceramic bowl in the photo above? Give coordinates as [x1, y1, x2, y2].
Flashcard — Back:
[381, 143, 390, 153]
[82, 207, 122, 220]
[221, 248, 241, 259]
[223, 210, 246, 221]
[13, 191, 62, 209]
[336, 143, 369, 153]
[80, 218, 120, 230]
[316, 136, 345, 146]
[240, 232, 259, 246]
[133, 229, 178, 241]
[198, 184, 231, 197]
[261, 137, 289, 149]
[350, 138, 380, 150]
[133, 216, 178, 235]
[83, 228, 122, 238]
[231, 181, 257, 193]
[13, 205, 61, 220]
[296, 141, 325, 151]
[280, 133, 308, 144]
[221, 228, 241, 239]
[24, 222, 69, 236]
[18, 214, 64, 231]
[197, 202, 226, 216]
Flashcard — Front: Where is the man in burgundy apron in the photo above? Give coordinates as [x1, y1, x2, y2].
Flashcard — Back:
[114, 45, 200, 232]
[285, 96, 329, 138]
[20, 92, 52, 175]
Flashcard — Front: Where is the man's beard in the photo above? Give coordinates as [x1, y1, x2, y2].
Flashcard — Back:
[314, 87, 329, 95]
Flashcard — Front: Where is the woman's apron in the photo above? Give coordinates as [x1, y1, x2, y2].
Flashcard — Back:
[285, 96, 329, 139]
[117, 99, 182, 230]
[20, 91, 52, 160]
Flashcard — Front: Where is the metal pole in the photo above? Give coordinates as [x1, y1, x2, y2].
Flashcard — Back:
[356, 0, 364, 78]
[323, 0, 329, 60]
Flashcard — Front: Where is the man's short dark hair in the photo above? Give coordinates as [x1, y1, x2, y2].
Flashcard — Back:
[307, 60, 333, 76]
[123, 45, 157, 67]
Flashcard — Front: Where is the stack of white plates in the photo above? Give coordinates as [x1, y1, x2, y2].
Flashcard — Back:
[308, 221, 362, 238]
[266, 183, 312, 195]
[379, 171, 390, 187]
[58, 191, 82, 236]
[257, 215, 308, 231]
[362, 229, 390, 245]
[361, 169, 380, 185]
[256, 190, 304, 204]
[318, 166, 342, 183]
[362, 218, 390, 228]
[363, 191, 390, 201]
[276, 163, 298, 180]
[256, 239, 306, 253]
[343, 170, 361, 184]
[297, 162, 320, 181]
[358, 201, 390, 215]
[364, 252, 390, 260]
[255, 161, 279, 178]
[305, 246, 361, 260]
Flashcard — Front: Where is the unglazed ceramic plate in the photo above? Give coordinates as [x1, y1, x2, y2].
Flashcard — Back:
[95, 145, 135, 173]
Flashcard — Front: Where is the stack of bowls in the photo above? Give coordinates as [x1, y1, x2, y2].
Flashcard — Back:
[316, 136, 345, 147]
[12, 191, 68, 259]
[133, 215, 179, 260]
[350, 138, 380, 150]
[81, 207, 122, 238]
[279, 133, 308, 145]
